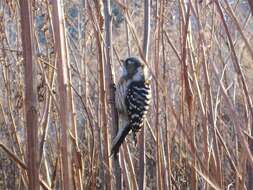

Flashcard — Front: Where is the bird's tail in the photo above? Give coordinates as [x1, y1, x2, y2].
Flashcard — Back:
[111, 125, 131, 158]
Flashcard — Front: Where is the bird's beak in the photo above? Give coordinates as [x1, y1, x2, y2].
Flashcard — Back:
[122, 67, 127, 77]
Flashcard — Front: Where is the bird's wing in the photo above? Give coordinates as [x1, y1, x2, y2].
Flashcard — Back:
[125, 81, 151, 132]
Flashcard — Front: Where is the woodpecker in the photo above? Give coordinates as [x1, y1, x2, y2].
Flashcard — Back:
[111, 57, 151, 158]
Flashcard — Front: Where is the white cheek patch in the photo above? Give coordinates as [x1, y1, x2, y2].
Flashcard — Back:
[132, 67, 143, 81]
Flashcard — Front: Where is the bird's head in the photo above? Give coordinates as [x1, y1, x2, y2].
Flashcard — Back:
[121, 57, 148, 81]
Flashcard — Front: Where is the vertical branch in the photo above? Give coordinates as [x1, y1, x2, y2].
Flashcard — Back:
[247, 0, 253, 14]
[81, 0, 88, 105]
[160, 1, 170, 189]
[161, 6, 172, 190]
[182, 4, 196, 189]
[103, 0, 122, 188]
[51, 0, 74, 189]
[20, 0, 39, 189]
[138, 0, 150, 189]
[87, 0, 112, 188]
[154, 0, 162, 189]
[123, 144, 138, 189]
[124, 0, 131, 56]
[143, 0, 151, 58]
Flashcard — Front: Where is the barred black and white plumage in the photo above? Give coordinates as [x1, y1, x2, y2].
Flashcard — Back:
[111, 57, 151, 158]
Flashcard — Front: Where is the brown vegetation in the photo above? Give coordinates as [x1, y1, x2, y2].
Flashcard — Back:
[0, 0, 253, 189]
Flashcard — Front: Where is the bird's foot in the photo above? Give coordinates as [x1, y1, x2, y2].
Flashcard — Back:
[110, 83, 116, 91]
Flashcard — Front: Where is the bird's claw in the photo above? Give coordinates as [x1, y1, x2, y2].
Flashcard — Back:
[111, 83, 116, 91]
